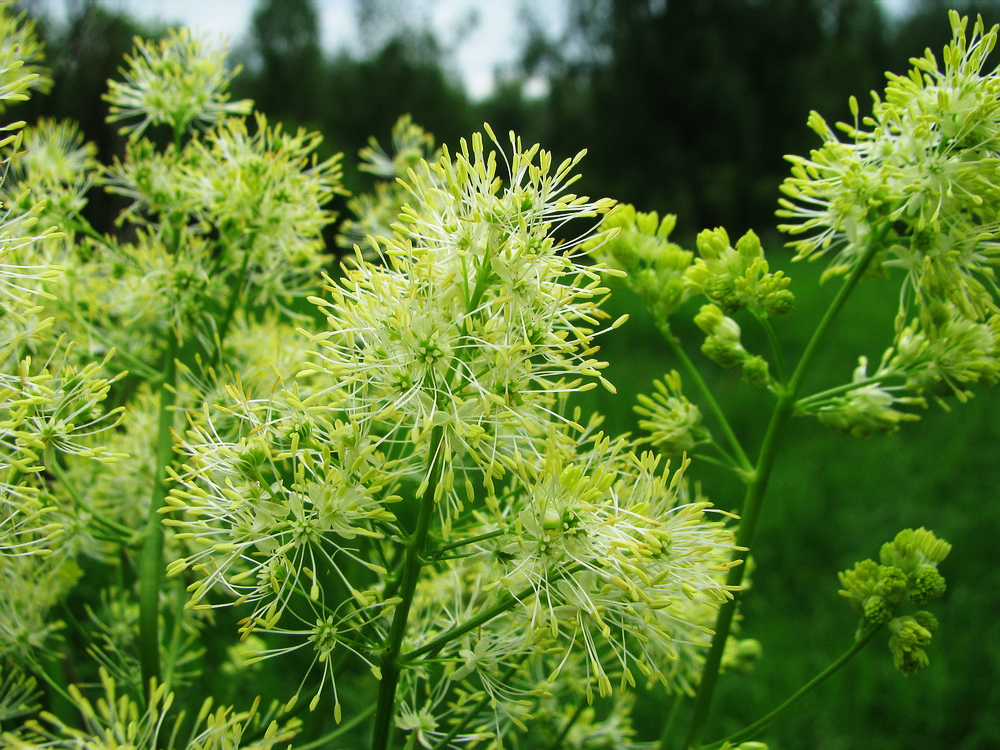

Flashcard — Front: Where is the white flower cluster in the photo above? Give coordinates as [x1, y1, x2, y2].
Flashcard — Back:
[166, 127, 741, 735]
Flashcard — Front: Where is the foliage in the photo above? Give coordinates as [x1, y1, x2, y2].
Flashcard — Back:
[1, 4, 998, 750]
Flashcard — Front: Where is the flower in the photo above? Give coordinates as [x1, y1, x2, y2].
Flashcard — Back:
[582, 203, 693, 324]
[0, 119, 98, 234]
[104, 28, 252, 139]
[685, 228, 793, 317]
[0, 1, 49, 112]
[633, 370, 709, 455]
[778, 13, 1000, 322]
[1, 668, 300, 749]
[302, 126, 622, 512]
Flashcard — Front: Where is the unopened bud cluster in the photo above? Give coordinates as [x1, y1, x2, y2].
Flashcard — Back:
[839, 528, 950, 674]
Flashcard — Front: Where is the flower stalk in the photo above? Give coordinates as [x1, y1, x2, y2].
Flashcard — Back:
[679, 225, 888, 748]
[371, 426, 446, 750]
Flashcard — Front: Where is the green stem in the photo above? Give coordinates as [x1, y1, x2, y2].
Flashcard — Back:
[399, 565, 577, 666]
[428, 528, 506, 561]
[370, 426, 446, 750]
[659, 323, 753, 475]
[138, 329, 178, 698]
[705, 623, 882, 749]
[755, 313, 787, 385]
[211, 242, 253, 368]
[678, 227, 888, 750]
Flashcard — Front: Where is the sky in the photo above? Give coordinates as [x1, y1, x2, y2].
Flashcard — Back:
[41, 0, 567, 99]
[39, 0, 921, 100]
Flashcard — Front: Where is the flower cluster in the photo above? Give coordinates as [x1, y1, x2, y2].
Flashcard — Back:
[633, 370, 709, 455]
[1, 668, 300, 749]
[337, 115, 438, 253]
[583, 203, 693, 324]
[781, 14, 1000, 431]
[104, 28, 252, 138]
[0, 1, 49, 113]
[686, 228, 793, 318]
[839, 528, 950, 674]
[303, 127, 623, 503]
[162, 125, 745, 738]
[393, 428, 737, 733]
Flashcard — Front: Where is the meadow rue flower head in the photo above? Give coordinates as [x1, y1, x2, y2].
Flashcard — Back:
[888, 302, 1000, 401]
[583, 203, 693, 323]
[0, 1, 49, 113]
[888, 613, 936, 675]
[0, 119, 98, 235]
[104, 28, 253, 139]
[338, 115, 438, 253]
[5, 668, 300, 749]
[686, 228, 794, 317]
[778, 13, 1000, 322]
[633, 370, 710, 455]
[303, 125, 622, 507]
[839, 528, 949, 674]
[814, 355, 925, 436]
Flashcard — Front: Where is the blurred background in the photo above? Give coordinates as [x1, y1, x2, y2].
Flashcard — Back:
[10, 0, 1000, 747]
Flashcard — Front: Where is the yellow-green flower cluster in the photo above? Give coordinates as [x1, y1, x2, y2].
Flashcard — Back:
[784, 14, 1000, 430]
[104, 28, 252, 139]
[0, 119, 98, 237]
[164, 127, 742, 733]
[400, 431, 737, 713]
[0, 1, 49, 113]
[1, 13, 123, 562]
[305, 127, 622, 499]
[778, 13, 1000, 303]
[686, 228, 793, 317]
[633, 370, 709, 455]
[584, 203, 693, 323]
[813, 355, 925, 436]
[839, 528, 949, 675]
[1, 668, 299, 749]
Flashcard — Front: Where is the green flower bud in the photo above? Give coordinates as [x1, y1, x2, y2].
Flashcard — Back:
[863, 594, 895, 624]
[909, 565, 946, 604]
[875, 565, 909, 609]
[741, 355, 770, 387]
[889, 614, 934, 675]
[838, 558, 880, 612]
[696, 227, 731, 260]
[880, 527, 952, 571]
[696, 304, 748, 368]
[912, 610, 939, 635]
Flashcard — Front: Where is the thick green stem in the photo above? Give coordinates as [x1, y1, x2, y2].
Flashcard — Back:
[678, 228, 887, 749]
[371, 426, 446, 750]
[706, 622, 882, 749]
[138, 330, 178, 697]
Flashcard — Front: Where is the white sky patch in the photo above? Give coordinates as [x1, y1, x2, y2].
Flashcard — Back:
[39, 0, 566, 99]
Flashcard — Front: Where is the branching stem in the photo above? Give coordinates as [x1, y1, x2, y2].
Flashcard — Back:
[678, 225, 888, 749]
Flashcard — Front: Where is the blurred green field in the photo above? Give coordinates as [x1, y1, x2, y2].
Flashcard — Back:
[577, 246, 1000, 749]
